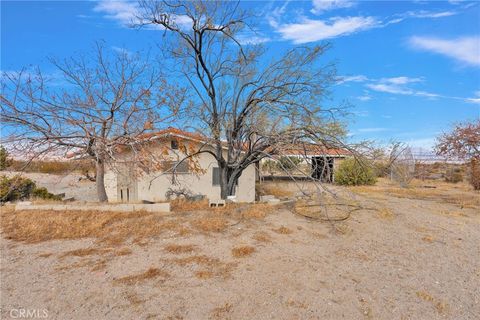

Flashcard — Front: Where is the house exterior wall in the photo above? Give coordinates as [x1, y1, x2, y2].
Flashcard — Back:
[105, 140, 256, 203]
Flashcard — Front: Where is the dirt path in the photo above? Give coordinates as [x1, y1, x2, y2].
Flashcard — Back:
[1, 194, 479, 319]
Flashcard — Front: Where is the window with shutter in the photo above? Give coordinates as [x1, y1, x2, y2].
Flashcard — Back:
[212, 167, 220, 186]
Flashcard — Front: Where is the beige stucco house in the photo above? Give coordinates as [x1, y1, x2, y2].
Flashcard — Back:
[104, 128, 256, 203]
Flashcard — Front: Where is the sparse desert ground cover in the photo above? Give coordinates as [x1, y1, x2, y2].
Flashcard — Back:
[0, 176, 479, 319]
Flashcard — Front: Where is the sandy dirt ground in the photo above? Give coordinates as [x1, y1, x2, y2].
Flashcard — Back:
[0, 179, 479, 319]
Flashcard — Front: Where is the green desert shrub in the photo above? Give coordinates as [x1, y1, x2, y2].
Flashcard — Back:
[0, 146, 12, 171]
[277, 156, 303, 171]
[335, 158, 377, 186]
[0, 175, 61, 203]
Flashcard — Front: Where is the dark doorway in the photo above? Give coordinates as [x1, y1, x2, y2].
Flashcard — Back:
[311, 157, 334, 182]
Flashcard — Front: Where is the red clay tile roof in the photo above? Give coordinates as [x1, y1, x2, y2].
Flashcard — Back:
[141, 127, 351, 156]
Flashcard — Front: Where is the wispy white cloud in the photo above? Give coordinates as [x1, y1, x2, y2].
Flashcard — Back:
[276, 16, 377, 44]
[337, 75, 369, 83]
[310, 0, 355, 14]
[409, 36, 480, 67]
[366, 78, 440, 98]
[111, 46, 132, 56]
[356, 95, 372, 101]
[357, 127, 388, 133]
[465, 90, 480, 104]
[93, 0, 139, 26]
[93, 0, 192, 29]
[236, 32, 270, 45]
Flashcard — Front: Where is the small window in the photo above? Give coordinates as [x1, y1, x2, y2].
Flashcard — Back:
[171, 140, 179, 149]
[120, 189, 123, 201]
[212, 167, 220, 186]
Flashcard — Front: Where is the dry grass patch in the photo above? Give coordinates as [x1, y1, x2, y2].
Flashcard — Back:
[124, 291, 145, 306]
[231, 245, 255, 258]
[377, 208, 394, 220]
[273, 226, 293, 234]
[170, 198, 209, 212]
[252, 231, 272, 243]
[170, 255, 237, 279]
[195, 270, 214, 279]
[1, 209, 188, 245]
[416, 291, 449, 315]
[211, 303, 233, 319]
[114, 267, 169, 286]
[351, 178, 480, 208]
[191, 216, 228, 233]
[241, 203, 274, 219]
[61, 247, 112, 258]
[257, 184, 294, 198]
[164, 244, 197, 254]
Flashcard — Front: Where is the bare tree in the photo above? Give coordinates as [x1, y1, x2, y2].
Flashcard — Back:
[1, 42, 186, 201]
[435, 119, 480, 190]
[136, 0, 345, 199]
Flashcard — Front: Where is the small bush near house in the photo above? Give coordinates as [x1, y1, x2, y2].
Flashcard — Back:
[0, 175, 61, 203]
[335, 158, 377, 186]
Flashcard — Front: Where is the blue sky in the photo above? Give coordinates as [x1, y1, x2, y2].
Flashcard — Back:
[2, 0, 479, 150]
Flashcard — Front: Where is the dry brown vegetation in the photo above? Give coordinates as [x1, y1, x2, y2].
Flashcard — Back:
[273, 226, 293, 234]
[241, 203, 274, 219]
[257, 183, 294, 198]
[169, 255, 237, 279]
[0, 208, 186, 245]
[351, 178, 480, 208]
[191, 216, 228, 233]
[231, 245, 255, 258]
[164, 244, 197, 254]
[114, 268, 170, 286]
[211, 303, 233, 319]
[252, 231, 272, 243]
[416, 291, 449, 315]
[194, 270, 214, 279]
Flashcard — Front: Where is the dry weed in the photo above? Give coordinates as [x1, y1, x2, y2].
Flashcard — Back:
[170, 255, 237, 279]
[257, 184, 294, 198]
[422, 235, 435, 243]
[285, 299, 308, 309]
[191, 216, 228, 233]
[38, 253, 53, 258]
[377, 208, 394, 220]
[124, 291, 145, 306]
[1, 209, 187, 245]
[211, 303, 233, 319]
[114, 267, 169, 285]
[195, 270, 214, 279]
[60, 248, 112, 258]
[231, 246, 255, 258]
[416, 291, 449, 315]
[170, 199, 209, 212]
[241, 204, 274, 219]
[164, 244, 197, 254]
[252, 231, 272, 243]
[273, 226, 293, 234]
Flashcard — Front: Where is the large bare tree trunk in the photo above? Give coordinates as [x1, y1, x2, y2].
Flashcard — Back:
[95, 159, 108, 202]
